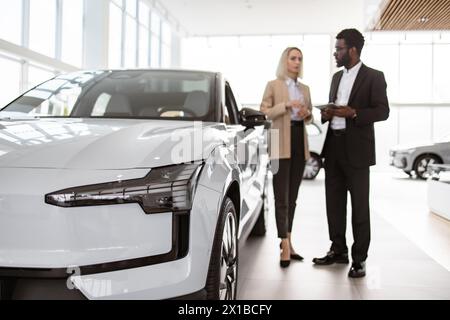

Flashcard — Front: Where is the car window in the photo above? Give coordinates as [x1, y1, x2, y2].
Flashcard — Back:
[0, 70, 216, 122]
[0, 73, 98, 118]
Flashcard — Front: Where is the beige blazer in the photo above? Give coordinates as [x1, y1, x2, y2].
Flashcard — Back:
[260, 79, 313, 160]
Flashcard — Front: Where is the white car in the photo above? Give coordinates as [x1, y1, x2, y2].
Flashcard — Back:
[303, 119, 327, 180]
[0, 69, 270, 300]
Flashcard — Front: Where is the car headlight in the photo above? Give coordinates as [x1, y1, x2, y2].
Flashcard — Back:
[45, 162, 203, 214]
[395, 148, 415, 155]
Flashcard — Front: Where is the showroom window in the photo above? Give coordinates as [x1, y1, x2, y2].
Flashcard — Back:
[363, 35, 400, 102]
[363, 32, 450, 167]
[138, 0, 150, 67]
[126, 0, 136, 16]
[0, 0, 22, 45]
[61, 0, 84, 67]
[124, 8, 138, 68]
[181, 34, 331, 105]
[0, 0, 83, 104]
[109, 1, 123, 68]
[150, 11, 161, 68]
[0, 0, 83, 67]
[108, 0, 173, 69]
[161, 21, 171, 68]
[301, 34, 332, 105]
[0, 54, 22, 107]
[27, 64, 56, 90]
[29, 0, 56, 57]
[28, 0, 84, 64]
[364, 32, 450, 103]
[433, 43, 450, 102]
[399, 42, 433, 103]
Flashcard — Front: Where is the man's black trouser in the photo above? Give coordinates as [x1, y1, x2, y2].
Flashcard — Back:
[324, 131, 370, 263]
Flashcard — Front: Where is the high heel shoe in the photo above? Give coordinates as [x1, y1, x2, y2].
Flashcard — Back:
[280, 242, 304, 261]
[280, 259, 290, 268]
[290, 253, 304, 261]
[279, 241, 290, 268]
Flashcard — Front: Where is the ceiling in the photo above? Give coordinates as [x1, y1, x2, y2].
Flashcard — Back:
[372, 0, 450, 31]
[163, 0, 369, 36]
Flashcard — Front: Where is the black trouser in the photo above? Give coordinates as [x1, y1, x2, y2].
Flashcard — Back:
[324, 132, 370, 263]
[272, 122, 305, 238]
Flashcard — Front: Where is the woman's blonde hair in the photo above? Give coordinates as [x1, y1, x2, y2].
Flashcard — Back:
[276, 47, 303, 79]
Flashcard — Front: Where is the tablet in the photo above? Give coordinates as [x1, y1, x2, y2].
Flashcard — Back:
[314, 103, 337, 110]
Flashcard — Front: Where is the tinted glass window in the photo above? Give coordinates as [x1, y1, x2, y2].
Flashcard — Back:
[0, 70, 215, 121]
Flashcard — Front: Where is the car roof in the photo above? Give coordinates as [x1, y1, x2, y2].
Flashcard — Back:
[100, 68, 220, 76]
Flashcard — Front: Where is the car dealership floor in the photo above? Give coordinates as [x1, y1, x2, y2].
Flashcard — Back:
[237, 169, 450, 299]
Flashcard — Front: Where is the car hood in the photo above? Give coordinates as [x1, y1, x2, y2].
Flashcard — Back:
[390, 141, 433, 152]
[0, 118, 226, 169]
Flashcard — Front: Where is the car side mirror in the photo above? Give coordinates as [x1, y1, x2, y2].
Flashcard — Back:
[239, 108, 270, 129]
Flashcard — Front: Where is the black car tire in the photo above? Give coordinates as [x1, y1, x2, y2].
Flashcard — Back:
[205, 197, 238, 300]
[413, 154, 442, 180]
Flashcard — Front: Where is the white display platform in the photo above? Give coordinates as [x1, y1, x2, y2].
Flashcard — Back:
[427, 164, 450, 221]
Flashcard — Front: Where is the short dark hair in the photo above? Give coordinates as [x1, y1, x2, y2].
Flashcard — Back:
[336, 29, 365, 56]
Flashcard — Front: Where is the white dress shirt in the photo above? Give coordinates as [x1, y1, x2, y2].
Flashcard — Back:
[331, 61, 362, 130]
[285, 77, 305, 121]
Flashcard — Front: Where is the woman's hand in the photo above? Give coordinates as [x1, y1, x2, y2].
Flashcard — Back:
[297, 105, 311, 119]
[287, 100, 310, 119]
[287, 100, 303, 109]
[287, 100, 304, 114]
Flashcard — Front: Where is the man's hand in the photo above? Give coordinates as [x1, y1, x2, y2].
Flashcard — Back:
[321, 107, 333, 121]
[332, 106, 356, 118]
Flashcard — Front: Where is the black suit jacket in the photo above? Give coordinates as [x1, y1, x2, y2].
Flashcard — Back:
[321, 63, 390, 168]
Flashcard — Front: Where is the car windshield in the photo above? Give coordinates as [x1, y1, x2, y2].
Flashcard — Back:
[0, 70, 215, 121]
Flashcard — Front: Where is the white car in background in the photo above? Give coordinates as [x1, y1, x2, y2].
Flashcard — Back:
[303, 119, 327, 180]
[242, 106, 326, 180]
[0, 69, 271, 300]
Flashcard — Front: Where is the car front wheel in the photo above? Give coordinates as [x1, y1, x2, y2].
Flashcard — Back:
[414, 154, 442, 179]
[205, 197, 238, 300]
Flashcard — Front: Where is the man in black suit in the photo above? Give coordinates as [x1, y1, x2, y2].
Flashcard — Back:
[312, 29, 389, 277]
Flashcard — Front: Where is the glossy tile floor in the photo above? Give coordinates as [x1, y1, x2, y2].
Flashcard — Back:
[237, 169, 450, 299]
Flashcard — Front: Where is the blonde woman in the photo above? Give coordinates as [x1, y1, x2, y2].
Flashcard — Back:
[260, 47, 313, 268]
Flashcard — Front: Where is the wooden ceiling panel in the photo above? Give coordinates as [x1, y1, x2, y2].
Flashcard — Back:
[373, 0, 450, 31]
